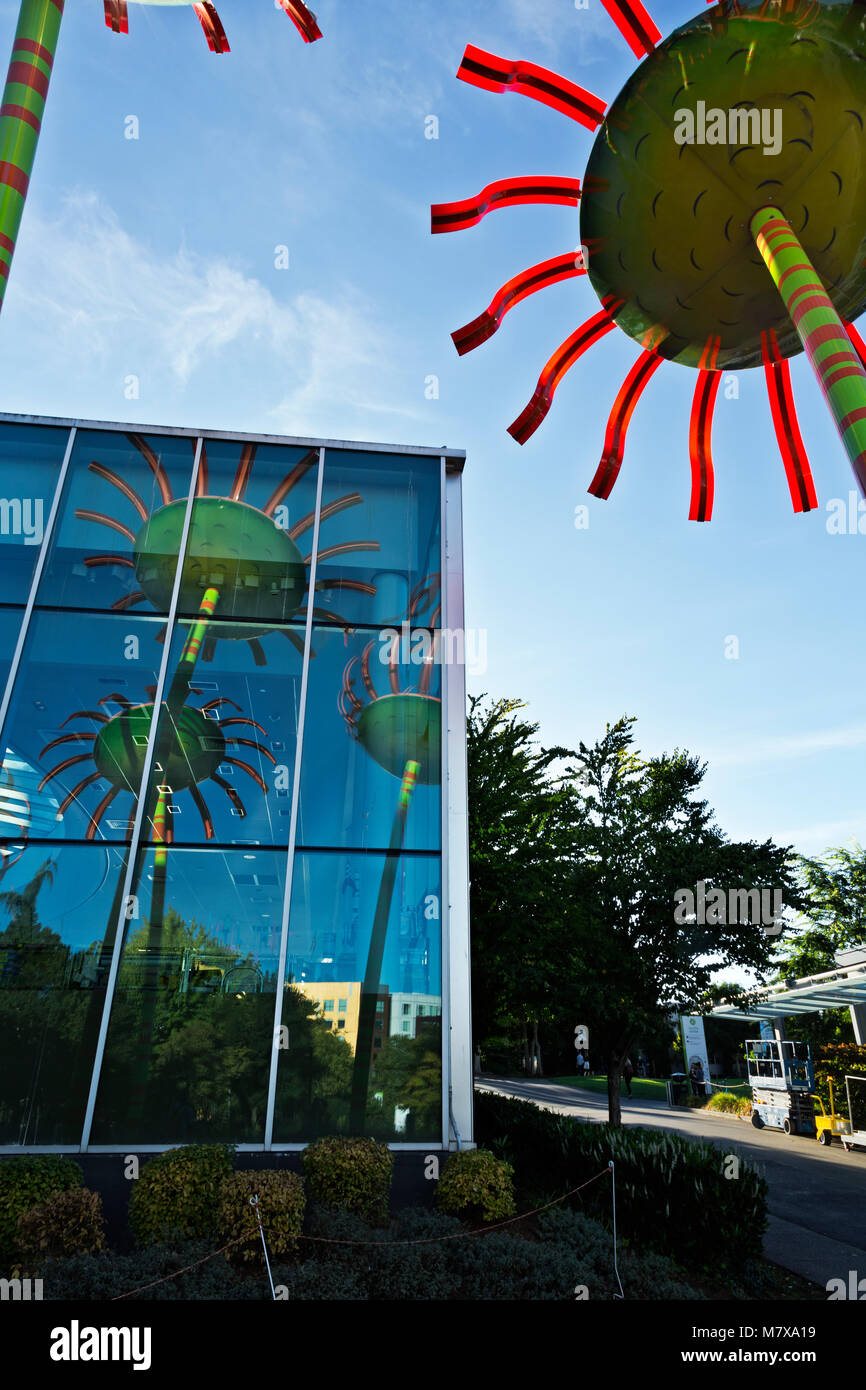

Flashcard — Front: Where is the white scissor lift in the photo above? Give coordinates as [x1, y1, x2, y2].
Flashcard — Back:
[746, 1038, 816, 1136]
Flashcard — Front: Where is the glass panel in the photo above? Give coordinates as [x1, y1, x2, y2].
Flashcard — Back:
[0, 841, 130, 1145]
[174, 439, 318, 632]
[0, 422, 69, 604]
[274, 850, 442, 1142]
[297, 624, 441, 852]
[315, 450, 441, 630]
[139, 617, 304, 849]
[36, 430, 195, 613]
[90, 847, 285, 1145]
[0, 611, 165, 843]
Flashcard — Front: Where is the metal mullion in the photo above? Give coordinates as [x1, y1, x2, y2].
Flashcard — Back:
[0, 425, 76, 744]
[264, 447, 326, 1150]
[443, 463, 472, 1147]
[79, 438, 204, 1151]
[439, 455, 450, 1150]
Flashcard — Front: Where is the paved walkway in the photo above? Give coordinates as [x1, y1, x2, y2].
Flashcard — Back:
[477, 1076, 866, 1289]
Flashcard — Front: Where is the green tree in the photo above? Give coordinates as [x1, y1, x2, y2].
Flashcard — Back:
[565, 717, 807, 1125]
[467, 695, 576, 1075]
[769, 843, 866, 1047]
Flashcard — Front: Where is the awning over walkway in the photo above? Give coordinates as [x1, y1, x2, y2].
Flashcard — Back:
[711, 960, 866, 1022]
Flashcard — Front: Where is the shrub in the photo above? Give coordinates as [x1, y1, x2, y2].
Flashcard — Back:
[706, 1092, 751, 1116]
[474, 1089, 767, 1273]
[218, 1170, 305, 1263]
[536, 1207, 703, 1300]
[41, 1243, 267, 1301]
[129, 1144, 235, 1246]
[302, 1137, 393, 1222]
[0, 1156, 82, 1265]
[436, 1150, 516, 1224]
[18, 1187, 105, 1263]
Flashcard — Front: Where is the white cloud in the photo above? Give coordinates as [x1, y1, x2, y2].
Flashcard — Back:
[504, 0, 618, 62]
[1, 190, 425, 436]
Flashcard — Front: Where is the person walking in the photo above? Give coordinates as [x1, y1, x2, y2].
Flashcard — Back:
[622, 1057, 634, 1098]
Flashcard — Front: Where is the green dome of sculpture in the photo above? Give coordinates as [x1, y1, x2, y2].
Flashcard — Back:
[581, 0, 866, 369]
[133, 499, 307, 638]
[357, 695, 441, 784]
[93, 705, 226, 791]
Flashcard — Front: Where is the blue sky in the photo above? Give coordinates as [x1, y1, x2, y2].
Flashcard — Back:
[1, 0, 865, 866]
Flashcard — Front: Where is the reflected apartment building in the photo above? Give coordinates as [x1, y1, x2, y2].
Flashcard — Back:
[0, 416, 471, 1157]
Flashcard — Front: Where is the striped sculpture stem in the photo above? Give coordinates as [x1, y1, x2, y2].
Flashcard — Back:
[349, 759, 421, 1132]
[127, 586, 221, 1130]
[0, 0, 64, 313]
[149, 586, 220, 930]
[751, 205, 866, 494]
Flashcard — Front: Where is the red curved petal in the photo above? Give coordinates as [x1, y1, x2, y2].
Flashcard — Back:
[599, 0, 661, 57]
[589, 350, 663, 499]
[278, 0, 323, 43]
[508, 308, 619, 444]
[192, 3, 230, 54]
[432, 176, 580, 235]
[452, 252, 584, 355]
[103, 2, 129, 35]
[762, 331, 818, 513]
[688, 370, 720, 522]
[457, 45, 606, 128]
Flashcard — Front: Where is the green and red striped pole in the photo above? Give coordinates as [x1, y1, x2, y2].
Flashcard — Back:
[0, 0, 64, 313]
[751, 205, 866, 493]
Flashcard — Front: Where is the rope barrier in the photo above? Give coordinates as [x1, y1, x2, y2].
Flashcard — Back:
[108, 1166, 613, 1299]
[111, 1236, 248, 1300]
[292, 1167, 611, 1245]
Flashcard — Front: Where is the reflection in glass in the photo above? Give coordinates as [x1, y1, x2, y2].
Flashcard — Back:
[139, 618, 303, 848]
[274, 851, 442, 1142]
[171, 440, 323, 653]
[0, 422, 69, 604]
[0, 612, 165, 843]
[315, 450, 440, 629]
[0, 842, 129, 1144]
[91, 848, 287, 1145]
[297, 624, 442, 852]
[37, 431, 195, 613]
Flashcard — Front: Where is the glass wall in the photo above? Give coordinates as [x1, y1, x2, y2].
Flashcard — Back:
[0, 419, 455, 1149]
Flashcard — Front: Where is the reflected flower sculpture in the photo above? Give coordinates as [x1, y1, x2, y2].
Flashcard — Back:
[37, 686, 273, 842]
[80, 435, 380, 664]
[433, 0, 866, 517]
[0, 0, 321, 314]
[339, 575, 442, 1131]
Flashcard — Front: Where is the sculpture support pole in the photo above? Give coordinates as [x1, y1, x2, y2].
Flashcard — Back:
[127, 585, 220, 1131]
[751, 205, 866, 494]
[349, 759, 420, 1132]
[0, 0, 64, 314]
[149, 586, 220, 930]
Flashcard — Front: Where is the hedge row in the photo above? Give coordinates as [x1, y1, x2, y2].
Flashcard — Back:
[37, 1206, 703, 1301]
[474, 1089, 768, 1274]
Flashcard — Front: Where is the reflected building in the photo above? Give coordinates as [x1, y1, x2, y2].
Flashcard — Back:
[0, 416, 471, 1154]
